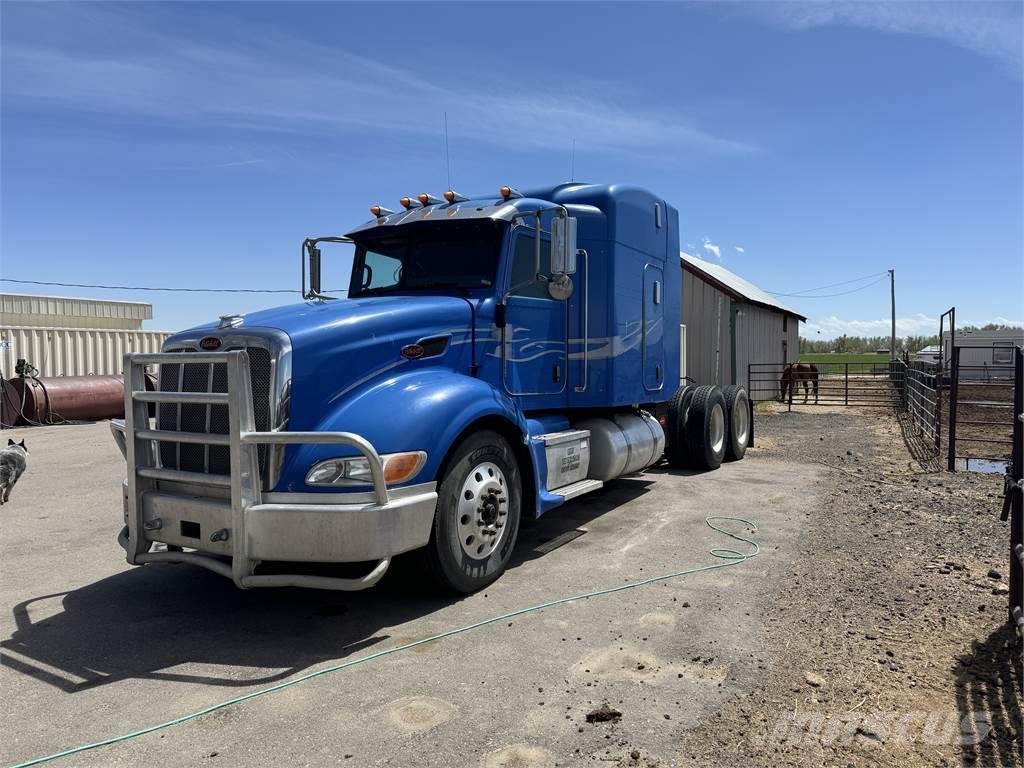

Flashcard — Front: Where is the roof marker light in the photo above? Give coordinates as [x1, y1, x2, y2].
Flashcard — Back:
[499, 186, 524, 200]
[417, 193, 443, 206]
[370, 205, 395, 217]
[444, 190, 469, 203]
[400, 197, 424, 210]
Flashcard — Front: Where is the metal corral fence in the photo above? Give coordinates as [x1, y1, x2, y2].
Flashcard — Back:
[748, 360, 904, 408]
[902, 362, 942, 447]
[945, 346, 1017, 471]
[1001, 346, 1022, 635]
[750, 352, 1019, 473]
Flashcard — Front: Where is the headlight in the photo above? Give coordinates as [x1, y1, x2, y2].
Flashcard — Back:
[305, 451, 427, 487]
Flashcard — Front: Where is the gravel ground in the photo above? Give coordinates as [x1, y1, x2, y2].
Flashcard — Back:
[1, 405, 1020, 768]
[679, 403, 1023, 768]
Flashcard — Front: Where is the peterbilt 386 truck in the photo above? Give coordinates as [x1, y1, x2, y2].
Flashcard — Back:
[111, 183, 751, 593]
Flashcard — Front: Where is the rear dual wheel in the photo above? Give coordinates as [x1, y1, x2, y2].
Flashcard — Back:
[665, 384, 749, 470]
[721, 385, 750, 462]
[685, 385, 728, 470]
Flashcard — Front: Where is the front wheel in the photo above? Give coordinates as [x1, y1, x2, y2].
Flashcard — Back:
[420, 430, 522, 593]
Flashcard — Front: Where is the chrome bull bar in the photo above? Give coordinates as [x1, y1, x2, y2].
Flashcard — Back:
[116, 350, 395, 591]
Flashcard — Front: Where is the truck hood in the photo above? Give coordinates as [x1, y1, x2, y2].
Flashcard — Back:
[175, 295, 475, 431]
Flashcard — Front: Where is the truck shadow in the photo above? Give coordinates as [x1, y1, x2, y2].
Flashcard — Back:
[1, 481, 651, 695]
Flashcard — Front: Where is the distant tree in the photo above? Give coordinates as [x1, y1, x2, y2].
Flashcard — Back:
[799, 333, 940, 355]
[960, 323, 1023, 332]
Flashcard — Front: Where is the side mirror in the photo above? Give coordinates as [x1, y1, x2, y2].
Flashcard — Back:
[550, 216, 577, 275]
[308, 244, 322, 296]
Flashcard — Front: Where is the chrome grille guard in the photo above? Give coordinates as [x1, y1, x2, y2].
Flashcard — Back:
[115, 350, 392, 591]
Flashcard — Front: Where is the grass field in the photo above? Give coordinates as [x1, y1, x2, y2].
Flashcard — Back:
[799, 353, 893, 364]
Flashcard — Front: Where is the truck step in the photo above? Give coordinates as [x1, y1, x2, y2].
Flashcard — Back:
[554, 478, 604, 501]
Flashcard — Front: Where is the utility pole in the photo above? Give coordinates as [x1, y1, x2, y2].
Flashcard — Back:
[889, 269, 896, 359]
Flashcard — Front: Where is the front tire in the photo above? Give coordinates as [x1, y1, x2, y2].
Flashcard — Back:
[421, 430, 522, 593]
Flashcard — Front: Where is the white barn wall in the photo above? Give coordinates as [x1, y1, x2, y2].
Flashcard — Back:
[1, 327, 170, 377]
[0, 293, 152, 330]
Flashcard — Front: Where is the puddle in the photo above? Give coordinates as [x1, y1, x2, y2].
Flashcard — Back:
[955, 458, 1008, 474]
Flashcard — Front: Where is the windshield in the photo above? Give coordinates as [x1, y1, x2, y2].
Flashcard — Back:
[348, 220, 504, 297]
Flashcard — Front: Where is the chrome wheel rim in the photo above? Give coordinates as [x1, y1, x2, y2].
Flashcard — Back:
[710, 403, 726, 456]
[733, 395, 749, 446]
[457, 461, 509, 559]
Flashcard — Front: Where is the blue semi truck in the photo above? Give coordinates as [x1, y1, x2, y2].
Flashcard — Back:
[112, 183, 751, 593]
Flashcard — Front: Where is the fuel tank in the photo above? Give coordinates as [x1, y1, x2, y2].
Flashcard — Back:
[7, 374, 156, 425]
[573, 411, 665, 481]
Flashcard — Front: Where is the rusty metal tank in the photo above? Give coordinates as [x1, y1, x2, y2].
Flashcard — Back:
[5, 374, 156, 425]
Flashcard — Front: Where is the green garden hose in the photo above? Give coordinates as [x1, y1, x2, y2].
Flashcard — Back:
[10, 516, 759, 768]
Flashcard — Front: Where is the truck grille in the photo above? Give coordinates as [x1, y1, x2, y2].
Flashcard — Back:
[157, 346, 275, 480]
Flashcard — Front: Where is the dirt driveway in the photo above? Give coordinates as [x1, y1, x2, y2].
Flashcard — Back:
[0, 409, 1020, 768]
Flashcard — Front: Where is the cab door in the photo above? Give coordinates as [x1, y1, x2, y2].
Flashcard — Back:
[502, 230, 568, 406]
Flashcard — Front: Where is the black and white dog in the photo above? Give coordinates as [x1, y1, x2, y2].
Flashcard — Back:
[0, 438, 28, 505]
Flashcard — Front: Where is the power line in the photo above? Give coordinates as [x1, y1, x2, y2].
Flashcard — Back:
[767, 271, 889, 297]
[1, 278, 296, 294]
[772, 275, 890, 299]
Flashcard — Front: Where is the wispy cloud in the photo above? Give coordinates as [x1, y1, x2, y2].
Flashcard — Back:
[218, 159, 263, 169]
[734, 245, 745, 253]
[702, 236, 722, 260]
[1, 5, 756, 157]
[730, 1, 1023, 77]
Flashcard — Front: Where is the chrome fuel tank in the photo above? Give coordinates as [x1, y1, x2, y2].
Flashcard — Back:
[573, 411, 665, 481]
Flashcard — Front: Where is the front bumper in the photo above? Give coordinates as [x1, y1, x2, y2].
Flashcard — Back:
[114, 350, 437, 591]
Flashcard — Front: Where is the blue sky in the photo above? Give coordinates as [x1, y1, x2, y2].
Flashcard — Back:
[2, 1, 1021, 339]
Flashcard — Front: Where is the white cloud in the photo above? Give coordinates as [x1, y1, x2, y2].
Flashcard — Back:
[1, 5, 758, 157]
[986, 316, 1024, 328]
[804, 313, 1024, 340]
[702, 236, 722, 260]
[804, 313, 938, 339]
[734, 246, 745, 253]
[734, 2, 1022, 77]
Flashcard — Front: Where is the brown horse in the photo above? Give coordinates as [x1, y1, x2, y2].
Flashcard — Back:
[780, 363, 819, 404]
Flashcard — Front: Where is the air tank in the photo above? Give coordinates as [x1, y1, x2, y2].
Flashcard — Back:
[574, 411, 665, 481]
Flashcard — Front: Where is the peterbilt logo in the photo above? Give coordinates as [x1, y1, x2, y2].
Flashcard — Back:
[199, 337, 222, 350]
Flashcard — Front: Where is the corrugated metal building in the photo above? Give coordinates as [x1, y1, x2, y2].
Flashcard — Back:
[681, 255, 805, 393]
[1, 293, 171, 377]
[941, 328, 1023, 380]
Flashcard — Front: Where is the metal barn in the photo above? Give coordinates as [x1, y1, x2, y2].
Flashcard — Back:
[680, 255, 805, 392]
[1, 293, 171, 378]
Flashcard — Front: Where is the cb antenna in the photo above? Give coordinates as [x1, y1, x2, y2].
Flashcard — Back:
[444, 112, 452, 190]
